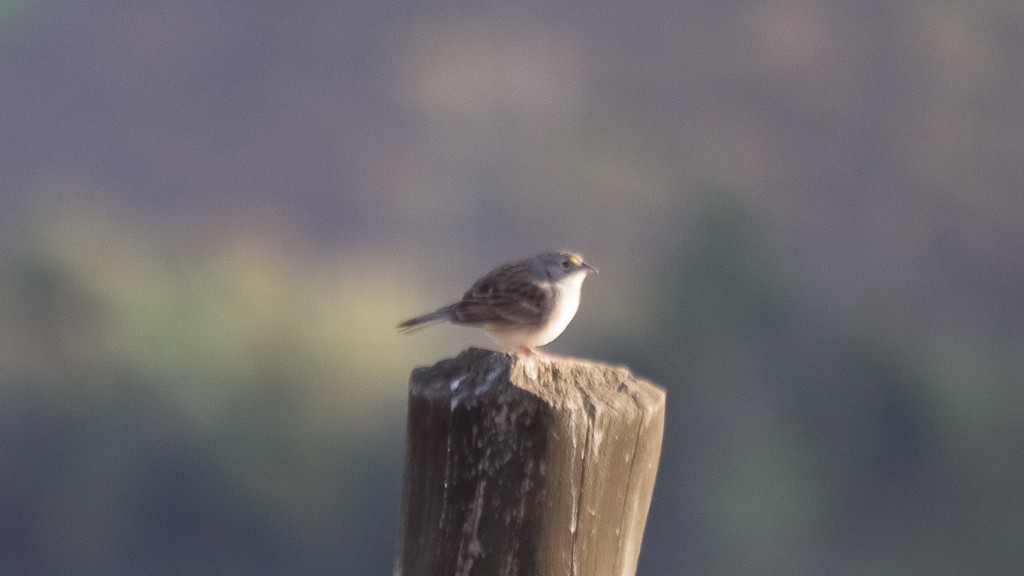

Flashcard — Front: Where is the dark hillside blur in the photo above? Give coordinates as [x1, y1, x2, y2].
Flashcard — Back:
[2, 1, 1023, 574]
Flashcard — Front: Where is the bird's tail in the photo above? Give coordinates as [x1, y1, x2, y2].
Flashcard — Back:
[397, 307, 453, 334]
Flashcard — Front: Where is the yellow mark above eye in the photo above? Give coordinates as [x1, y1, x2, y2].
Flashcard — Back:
[568, 254, 582, 265]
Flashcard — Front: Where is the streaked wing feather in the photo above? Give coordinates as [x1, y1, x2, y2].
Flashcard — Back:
[451, 262, 553, 327]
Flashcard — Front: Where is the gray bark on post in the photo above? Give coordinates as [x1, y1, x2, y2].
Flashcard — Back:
[395, 348, 665, 576]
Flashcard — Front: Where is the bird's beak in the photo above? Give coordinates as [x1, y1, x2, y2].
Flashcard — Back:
[582, 262, 598, 274]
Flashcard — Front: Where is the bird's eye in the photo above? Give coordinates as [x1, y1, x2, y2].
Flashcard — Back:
[560, 261, 571, 270]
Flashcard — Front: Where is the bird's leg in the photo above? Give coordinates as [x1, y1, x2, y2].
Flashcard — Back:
[521, 347, 555, 359]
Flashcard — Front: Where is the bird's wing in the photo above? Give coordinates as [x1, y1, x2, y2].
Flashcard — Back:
[450, 263, 553, 327]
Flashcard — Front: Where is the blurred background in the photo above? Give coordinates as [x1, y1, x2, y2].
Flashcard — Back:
[2, 1, 1023, 574]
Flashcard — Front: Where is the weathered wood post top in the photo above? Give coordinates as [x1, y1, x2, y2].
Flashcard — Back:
[396, 348, 665, 576]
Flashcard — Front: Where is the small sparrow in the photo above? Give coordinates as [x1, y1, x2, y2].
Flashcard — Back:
[398, 251, 597, 354]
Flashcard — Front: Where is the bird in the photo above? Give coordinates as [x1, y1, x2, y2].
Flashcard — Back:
[398, 251, 597, 354]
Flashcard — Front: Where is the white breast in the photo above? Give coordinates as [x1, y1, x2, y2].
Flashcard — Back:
[487, 271, 587, 351]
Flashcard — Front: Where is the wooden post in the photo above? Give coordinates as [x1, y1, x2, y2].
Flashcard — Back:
[395, 348, 665, 576]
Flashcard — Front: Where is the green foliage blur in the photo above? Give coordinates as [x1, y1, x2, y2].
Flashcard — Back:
[3, 1, 1024, 575]
[2, 211, 410, 574]
[635, 198, 1024, 575]
[4, 197, 1023, 575]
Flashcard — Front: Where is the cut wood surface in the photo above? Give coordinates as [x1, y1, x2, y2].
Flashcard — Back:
[395, 348, 665, 576]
